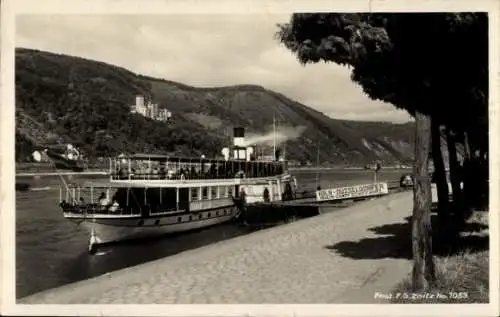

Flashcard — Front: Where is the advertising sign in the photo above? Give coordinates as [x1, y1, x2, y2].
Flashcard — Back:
[316, 182, 389, 202]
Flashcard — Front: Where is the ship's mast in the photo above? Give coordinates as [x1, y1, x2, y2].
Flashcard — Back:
[273, 113, 276, 157]
[316, 139, 320, 188]
[283, 134, 286, 160]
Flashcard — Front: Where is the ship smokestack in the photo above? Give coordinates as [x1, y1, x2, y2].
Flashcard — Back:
[233, 127, 245, 147]
[233, 127, 247, 160]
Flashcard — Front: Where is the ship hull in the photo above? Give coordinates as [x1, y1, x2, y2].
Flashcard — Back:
[66, 205, 239, 247]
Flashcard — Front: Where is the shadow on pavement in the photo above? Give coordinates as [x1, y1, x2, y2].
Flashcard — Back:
[325, 212, 489, 260]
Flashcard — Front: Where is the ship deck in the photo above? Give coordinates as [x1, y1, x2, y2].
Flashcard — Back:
[76, 174, 292, 188]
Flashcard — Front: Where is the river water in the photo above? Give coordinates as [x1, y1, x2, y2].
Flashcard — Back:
[15, 169, 406, 298]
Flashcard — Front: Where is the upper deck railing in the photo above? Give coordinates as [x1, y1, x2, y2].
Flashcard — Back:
[108, 154, 289, 182]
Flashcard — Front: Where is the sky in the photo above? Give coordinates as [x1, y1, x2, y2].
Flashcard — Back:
[16, 14, 413, 123]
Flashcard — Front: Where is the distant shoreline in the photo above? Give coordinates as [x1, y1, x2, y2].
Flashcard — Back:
[289, 166, 411, 171]
[15, 162, 107, 174]
[16, 171, 108, 177]
[15, 162, 411, 176]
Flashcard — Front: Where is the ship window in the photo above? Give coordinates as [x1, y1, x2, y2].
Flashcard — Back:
[228, 186, 233, 197]
[208, 212, 211, 217]
[199, 214, 203, 219]
[177, 216, 182, 223]
[160, 188, 177, 209]
[219, 186, 226, 198]
[216, 210, 219, 216]
[211, 186, 217, 199]
[138, 220, 144, 226]
[189, 215, 192, 221]
[191, 187, 199, 201]
[202, 187, 208, 200]
[155, 219, 160, 225]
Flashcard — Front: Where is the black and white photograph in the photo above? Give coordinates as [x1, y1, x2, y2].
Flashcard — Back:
[1, 0, 499, 316]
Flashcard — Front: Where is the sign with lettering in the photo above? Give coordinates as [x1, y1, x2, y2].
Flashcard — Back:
[316, 182, 389, 202]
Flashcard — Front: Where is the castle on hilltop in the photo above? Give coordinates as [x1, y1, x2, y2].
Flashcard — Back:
[130, 95, 171, 122]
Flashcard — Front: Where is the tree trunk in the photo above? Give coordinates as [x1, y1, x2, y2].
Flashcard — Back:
[446, 128, 464, 242]
[411, 111, 436, 291]
[462, 130, 478, 209]
[431, 119, 451, 249]
[463, 131, 472, 160]
[431, 119, 449, 214]
[446, 129, 463, 205]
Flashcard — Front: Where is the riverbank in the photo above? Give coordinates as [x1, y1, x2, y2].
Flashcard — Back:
[20, 191, 413, 304]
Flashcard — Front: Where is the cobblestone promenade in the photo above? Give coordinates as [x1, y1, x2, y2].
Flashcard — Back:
[20, 192, 413, 304]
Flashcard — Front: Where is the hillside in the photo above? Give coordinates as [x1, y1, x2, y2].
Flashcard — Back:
[15, 48, 416, 166]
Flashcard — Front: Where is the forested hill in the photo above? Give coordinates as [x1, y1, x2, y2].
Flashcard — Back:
[15, 47, 415, 166]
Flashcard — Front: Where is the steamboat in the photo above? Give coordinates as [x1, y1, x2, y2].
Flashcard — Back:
[57, 127, 298, 252]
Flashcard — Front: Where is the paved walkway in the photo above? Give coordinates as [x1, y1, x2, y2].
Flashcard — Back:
[20, 192, 413, 304]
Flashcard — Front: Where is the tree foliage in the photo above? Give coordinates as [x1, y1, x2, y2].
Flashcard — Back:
[277, 13, 488, 140]
[277, 12, 488, 291]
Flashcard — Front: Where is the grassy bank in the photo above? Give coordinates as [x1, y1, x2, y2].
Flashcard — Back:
[391, 208, 489, 304]
[391, 250, 489, 303]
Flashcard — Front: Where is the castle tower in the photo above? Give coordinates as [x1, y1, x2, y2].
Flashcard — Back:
[135, 95, 145, 115]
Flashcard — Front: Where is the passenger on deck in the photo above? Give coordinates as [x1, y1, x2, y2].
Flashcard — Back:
[159, 167, 167, 179]
[98, 192, 109, 206]
[118, 167, 128, 180]
[152, 167, 159, 179]
[263, 188, 270, 203]
[112, 191, 122, 206]
[109, 200, 120, 212]
[239, 188, 247, 203]
[209, 164, 216, 178]
[136, 167, 144, 179]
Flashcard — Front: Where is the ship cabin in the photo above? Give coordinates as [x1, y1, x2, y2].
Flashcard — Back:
[60, 179, 240, 219]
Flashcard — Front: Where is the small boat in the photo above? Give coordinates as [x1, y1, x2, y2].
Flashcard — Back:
[57, 127, 298, 252]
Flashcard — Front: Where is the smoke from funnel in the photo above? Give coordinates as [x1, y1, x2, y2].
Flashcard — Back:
[242, 125, 306, 147]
